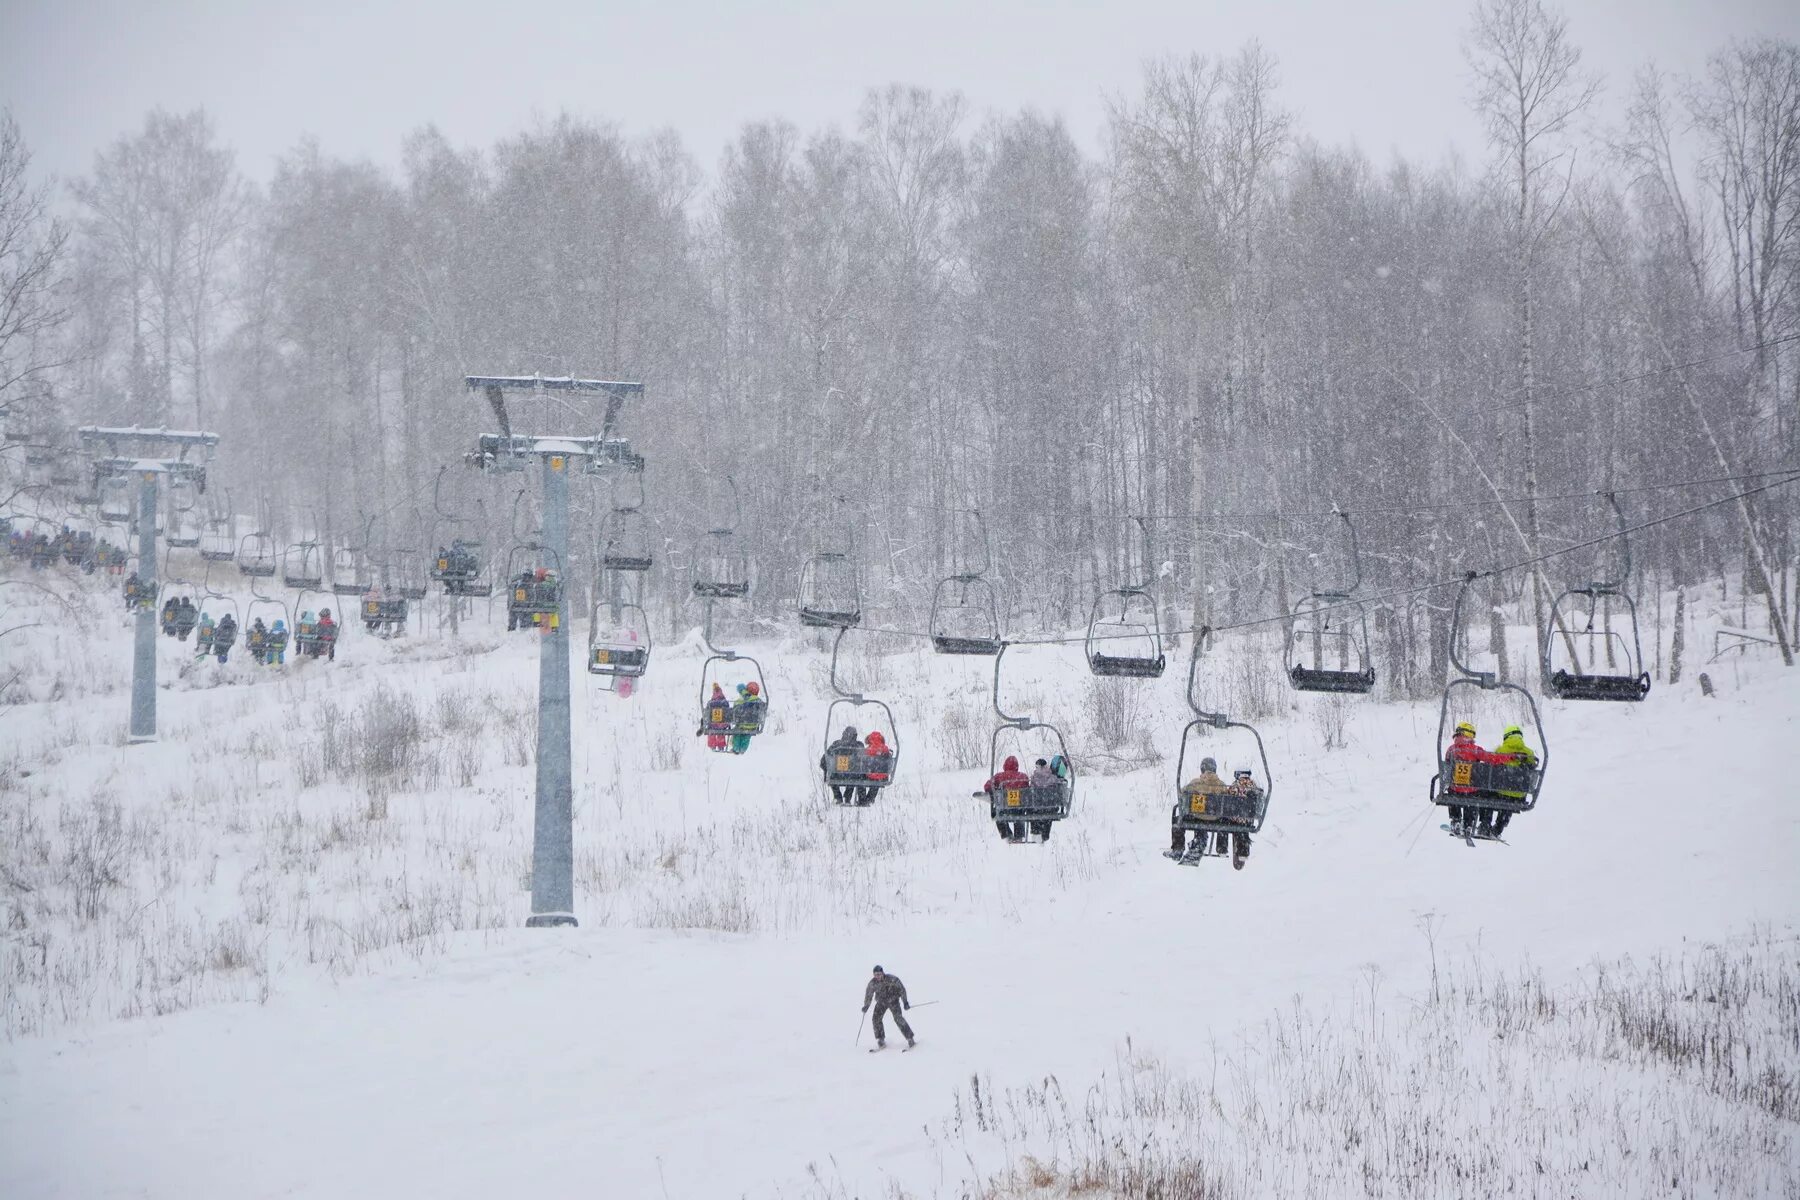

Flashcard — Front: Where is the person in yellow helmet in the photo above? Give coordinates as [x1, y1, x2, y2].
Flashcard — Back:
[1488, 723, 1538, 837]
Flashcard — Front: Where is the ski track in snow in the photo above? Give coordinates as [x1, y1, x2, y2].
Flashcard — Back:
[0, 566, 1793, 1198]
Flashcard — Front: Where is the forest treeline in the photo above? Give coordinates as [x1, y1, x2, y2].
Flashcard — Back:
[3, 0, 1796, 686]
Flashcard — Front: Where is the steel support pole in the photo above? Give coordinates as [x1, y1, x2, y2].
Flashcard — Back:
[526, 453, 577, 927]
[129, 471, 158, 743]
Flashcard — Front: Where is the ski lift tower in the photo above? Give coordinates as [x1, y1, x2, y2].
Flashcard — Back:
[78, 425, 220, 742]
[463, 374, 645, 928]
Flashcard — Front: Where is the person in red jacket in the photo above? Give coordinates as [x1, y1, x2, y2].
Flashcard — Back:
[983, 754, 1032, 841]
[1444, 721, 1497, 835]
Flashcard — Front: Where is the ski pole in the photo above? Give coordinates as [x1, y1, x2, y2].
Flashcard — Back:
[908, 1001, 939, 1009]
[855, 1009, 866, 1046]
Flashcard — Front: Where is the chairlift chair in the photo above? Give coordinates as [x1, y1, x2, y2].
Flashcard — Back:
[244, 594, 292, 664]
[199, 503, 236, 562]
[237, 532, 278, 577]
[692, 528, 750, 599]
[587, 598, 651, 679]
[696, 598, 769, 751]
[432, 538, 492, 596]
[930, 576, 1003, 655]
[1168, 633, 1273, 869]
[164, 481, 202, 548]
[97, 476, 131, 525]
[982, 644, 1075, 842]
[1430, 575, 1549, 846]
[282, 541, 325, 590]
[800, 551, 862, 629]
[505, 544, 563, 630]
[1285, 510, 1376, 694]
[361, 590, 409, 637]
[1086, 517, 1165, 676]
[392, 549, 429, 601]
[331, 547, 367, 597]
[698, 654, 769, 744]
[1541, 494, 1651, 702]
[819, 627, 898, 803]
[601, 508, 653, 573]
[1085, 588, 1165, 676]
[600, 473, 653, 572]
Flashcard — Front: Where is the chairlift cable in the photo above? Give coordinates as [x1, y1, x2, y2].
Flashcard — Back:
[842, 471, 1800, 649]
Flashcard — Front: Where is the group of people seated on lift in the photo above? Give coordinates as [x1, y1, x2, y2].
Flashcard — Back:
[159, 595, 200, 640]
[122, 571, 157, 611]
[700, 680, 766, 754]
[360, 585, 408, 635]
[1442, 721, 1538, 839]
[244, 616, 291, 665]
[7, 526, 121, 572]
[1171, 757, 1264, 866]
[982, 754, 1072, 842]
[507, 568, 560, 631]
[819, 725, 894, 805]
[434, 541, 481, 580]
[194, 612, 237, 662]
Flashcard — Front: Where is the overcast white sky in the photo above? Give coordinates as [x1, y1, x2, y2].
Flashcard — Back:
[4, 0, 1798, 186]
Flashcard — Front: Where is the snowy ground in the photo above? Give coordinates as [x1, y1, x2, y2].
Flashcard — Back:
[1, 553, 1795, 1197]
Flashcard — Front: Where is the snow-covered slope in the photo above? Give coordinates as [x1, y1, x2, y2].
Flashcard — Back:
[1, 558, 1793, 1197]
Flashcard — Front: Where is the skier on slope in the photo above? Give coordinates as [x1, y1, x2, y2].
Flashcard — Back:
[862, 965, 915, 1050]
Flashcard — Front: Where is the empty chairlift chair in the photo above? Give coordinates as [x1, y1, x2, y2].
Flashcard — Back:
[237, 532, 278, 577]
[800, 551, 862, 629]
[1086, 517, 1166, 677]
[601, 474, 654, 573]
[1285, 510, 1375, 694]
[282, 541, 325, 590]
[692, 528, 750, 599]
[1541, 493, 1651, 702]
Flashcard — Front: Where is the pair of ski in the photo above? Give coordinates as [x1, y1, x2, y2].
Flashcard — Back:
[869, 1041, 917, 1053]
[1441, 823, 1507, 846]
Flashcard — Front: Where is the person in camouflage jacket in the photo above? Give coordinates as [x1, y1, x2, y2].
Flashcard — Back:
[862, 966, 914, 1048]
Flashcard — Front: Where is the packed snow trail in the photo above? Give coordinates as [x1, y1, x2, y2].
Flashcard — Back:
[0, 572, 1793, 1196]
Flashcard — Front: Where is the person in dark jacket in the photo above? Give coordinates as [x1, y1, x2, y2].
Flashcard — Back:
[821, 726, 863, 804]
[213, 613, 238, 663]
[983, 755, 1032, 841]
[861, 965, 914, 1049]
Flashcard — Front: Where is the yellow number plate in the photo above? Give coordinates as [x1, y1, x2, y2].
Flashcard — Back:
[836, 755, 851, 771]
[711, 707, 727, 722]
[1190, 796, 1208, 815]
[1005, 789, 1022, 807]
[595, 649, 610, 664]
[1452, 762, 1473, 786]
